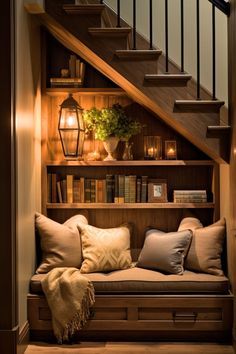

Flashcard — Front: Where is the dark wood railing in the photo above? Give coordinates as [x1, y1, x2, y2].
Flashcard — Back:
[105, 0, 229, 101]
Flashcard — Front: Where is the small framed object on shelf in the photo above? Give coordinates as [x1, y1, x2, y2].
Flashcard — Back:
[148, 179, 168, 203]
[165, 140, 177, 160]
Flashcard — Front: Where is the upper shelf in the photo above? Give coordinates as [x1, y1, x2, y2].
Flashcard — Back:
[46, 160, 215, 167]
[45, 88, 126, 96]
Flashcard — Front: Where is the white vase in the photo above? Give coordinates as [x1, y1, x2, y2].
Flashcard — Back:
[103, 137, 119, 161]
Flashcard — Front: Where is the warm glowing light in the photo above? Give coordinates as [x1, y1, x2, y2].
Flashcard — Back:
[67, 115, 76, 127]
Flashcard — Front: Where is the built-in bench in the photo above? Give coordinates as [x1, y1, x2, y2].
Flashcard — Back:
[28, 267, 233, 342]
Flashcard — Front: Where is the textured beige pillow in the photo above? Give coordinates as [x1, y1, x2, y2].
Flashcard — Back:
[178, 217, 203, 232]
[78, 223, 132, 273]
[137, 229, 192, 275]
[35, 213, 88, 273]
[185, 218, 226, 276]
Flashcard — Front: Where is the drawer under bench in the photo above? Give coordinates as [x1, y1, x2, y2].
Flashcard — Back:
[27, 293, 233, 342]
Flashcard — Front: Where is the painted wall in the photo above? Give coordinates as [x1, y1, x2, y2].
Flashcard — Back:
[105, 0, 228, 105]
[16, 1, 41, 330]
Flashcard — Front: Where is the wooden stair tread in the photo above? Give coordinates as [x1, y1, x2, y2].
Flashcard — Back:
[115, 49, 162, 60]
[174, 100, 225, 113]
[144, 74, 192, 87]
[207, 125, 230, 137]
[88, 27, 131, 37]
[63, 4, 105, 15]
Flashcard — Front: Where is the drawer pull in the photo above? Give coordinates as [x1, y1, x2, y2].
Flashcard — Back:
[173, 312, 197, 322]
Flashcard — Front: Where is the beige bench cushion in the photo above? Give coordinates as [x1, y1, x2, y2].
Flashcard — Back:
[30, 267, 229, 294]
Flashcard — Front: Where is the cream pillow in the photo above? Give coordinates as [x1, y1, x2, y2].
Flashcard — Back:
[35, 213, 88, 273]
[137, 229, 192, 275]
[179, 217, 226, 276]
[78, 223, 132, 273]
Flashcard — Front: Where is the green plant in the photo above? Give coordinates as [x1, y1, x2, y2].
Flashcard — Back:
[83, 104, 142, 141]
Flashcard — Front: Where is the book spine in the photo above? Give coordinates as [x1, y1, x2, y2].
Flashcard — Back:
[106, 175, 114, 203]
[114, 175, 119, 203]
[66, 175, 74, 204]
[75, 59, 80, 78]
[84, 178, 91, 203]
[141, 176, 148, 203]
[56, 180, 63, 203]
[90, 179, 96, 203]
[73, 179, 81, 203]
[80, 62, 85, 82]
[61, 179, 67, 203]
[118, 175, 125, 203]
[69, 54, 76, 77]
[136, 177, 141, 203]
[102, 179, 107, 203]
[124, 175, 129, 203]
[129, 175, 137, 203]
[80, 177, 85, 203]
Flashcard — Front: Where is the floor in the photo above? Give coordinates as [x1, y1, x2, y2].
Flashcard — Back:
[25, 342, 234, 354]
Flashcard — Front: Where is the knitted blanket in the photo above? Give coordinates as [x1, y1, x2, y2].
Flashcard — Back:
[41, 267, 95, 343]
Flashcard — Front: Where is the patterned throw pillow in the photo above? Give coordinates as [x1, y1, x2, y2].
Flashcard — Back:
[35, 213, 88, 273]
[78, 223, 132, 273]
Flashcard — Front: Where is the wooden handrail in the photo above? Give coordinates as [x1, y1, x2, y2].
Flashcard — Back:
[208, 0, 230, 16]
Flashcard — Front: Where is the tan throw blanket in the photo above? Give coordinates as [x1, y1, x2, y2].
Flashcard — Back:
[41, 267, 95, 343]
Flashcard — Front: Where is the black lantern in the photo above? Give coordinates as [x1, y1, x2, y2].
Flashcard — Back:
[58, 94, 85, 159]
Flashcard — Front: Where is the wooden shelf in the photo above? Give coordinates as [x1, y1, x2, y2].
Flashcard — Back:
[45, 88, 126, 96]
[47, 202, 215, 209]
[46, 160, 215, 167]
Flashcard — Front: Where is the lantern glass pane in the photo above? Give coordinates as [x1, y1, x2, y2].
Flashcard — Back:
[60, 130, 79, 157]
[60, 109, 78, 129]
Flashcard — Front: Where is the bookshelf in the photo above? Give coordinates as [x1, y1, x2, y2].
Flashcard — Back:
[41, 31, 219, 248]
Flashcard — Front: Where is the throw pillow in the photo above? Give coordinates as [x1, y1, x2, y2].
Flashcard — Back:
[184, 218, 226, 276]
[78, 223, 132, 273]
[178, 217, 203, 232]
[35, 213, 88, 273]
[137, 229, 192, 275]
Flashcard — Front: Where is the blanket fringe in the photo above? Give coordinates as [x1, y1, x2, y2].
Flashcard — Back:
[57, 282, 95, 344]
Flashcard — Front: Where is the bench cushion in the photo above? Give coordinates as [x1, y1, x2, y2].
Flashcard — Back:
[30, 267, 230, 295]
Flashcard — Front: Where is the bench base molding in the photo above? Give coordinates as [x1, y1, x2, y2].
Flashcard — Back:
[27, 293, 233, 342]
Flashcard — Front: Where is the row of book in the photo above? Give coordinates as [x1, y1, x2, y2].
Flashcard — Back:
[47, 174, 149, 204]
[173, 190, 207, 203]
[50, 55, 85, 87]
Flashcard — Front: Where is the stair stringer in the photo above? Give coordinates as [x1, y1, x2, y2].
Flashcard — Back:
[37, 12, 227, 163]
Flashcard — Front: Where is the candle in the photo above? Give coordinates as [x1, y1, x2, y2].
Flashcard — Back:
[165, 140, 177, 160]
[147, 147, 154, 157]
[167, 147, 175, 158]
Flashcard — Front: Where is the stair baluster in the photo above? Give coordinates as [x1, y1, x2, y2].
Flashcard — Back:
[116, 0, 121, 28]
[165, 0, 169, 73]
[180, 0, 184, 73]
[196, 0, 200, 99]
[212, 3, 216, 100]
[149, 0, 153, 50]
[132, 0, 136, 50]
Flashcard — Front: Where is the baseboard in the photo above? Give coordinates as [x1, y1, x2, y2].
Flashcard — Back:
[17, 321, 30, 354]
[0, 326, 19, 354]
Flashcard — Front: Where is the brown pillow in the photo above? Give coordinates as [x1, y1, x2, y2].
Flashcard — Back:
[78, 223, 132, 274]
[178, 217, 203, 232]
[184, 218, 226, 276]
[35, 213, 88, 273]
[137, 229, 192, 275]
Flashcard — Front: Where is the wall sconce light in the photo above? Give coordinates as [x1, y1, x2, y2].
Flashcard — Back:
[58, 94, 85, 159]
[144, 136, 162, 160]
[165, 140, 177, 160]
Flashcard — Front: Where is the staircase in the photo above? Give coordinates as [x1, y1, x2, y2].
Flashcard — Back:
[26, 0, 230, 162]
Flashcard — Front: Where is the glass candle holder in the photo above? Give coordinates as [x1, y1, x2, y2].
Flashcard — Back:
[165, 140, 177, 160]
[144, 136, 162, 160]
